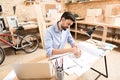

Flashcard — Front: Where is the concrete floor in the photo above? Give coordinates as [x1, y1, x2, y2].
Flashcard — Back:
[0, 41, 120, 80]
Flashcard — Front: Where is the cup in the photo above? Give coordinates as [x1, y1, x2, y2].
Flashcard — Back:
[55, 67, 64, 80]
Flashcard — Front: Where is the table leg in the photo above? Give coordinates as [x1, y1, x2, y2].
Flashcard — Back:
[91, 56, 108, 80]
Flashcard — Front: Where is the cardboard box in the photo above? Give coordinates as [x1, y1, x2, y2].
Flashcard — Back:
[86, 8, 102, 16]
[85, 8, 103, 22]
[85, 15, 103, 22]
[105, 16, 120, 26]
[105, 4, 120, 17]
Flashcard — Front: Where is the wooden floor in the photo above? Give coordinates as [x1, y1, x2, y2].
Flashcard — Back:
[0, 40, 120, 80]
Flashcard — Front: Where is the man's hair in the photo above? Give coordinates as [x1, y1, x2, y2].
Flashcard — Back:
[61, 12, 75, 22]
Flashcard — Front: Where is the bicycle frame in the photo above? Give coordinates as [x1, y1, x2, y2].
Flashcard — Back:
[0, 33, 13, 46]
[0, 33, 32, 50]
[0, 32, 39, 65]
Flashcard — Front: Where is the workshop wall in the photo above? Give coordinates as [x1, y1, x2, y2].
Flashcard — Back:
[66, 0, 120, 18]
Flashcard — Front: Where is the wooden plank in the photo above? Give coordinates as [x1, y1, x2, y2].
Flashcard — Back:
[45, 4, 56, 12]
[34, 4, 46, 49]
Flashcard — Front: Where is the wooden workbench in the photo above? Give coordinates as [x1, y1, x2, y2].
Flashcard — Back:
[4, 39, 116, 80]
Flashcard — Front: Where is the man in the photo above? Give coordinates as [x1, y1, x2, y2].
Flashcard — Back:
[44, 12, 81, 57]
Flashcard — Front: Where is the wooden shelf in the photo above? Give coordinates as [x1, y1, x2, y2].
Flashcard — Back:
[65, 0, 104, 4]
[70, 29, 76, 32]
[70, 20, 120, 44]
[76, 30, 86, 35]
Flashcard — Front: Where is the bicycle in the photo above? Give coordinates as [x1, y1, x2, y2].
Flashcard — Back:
[0, 26, 39, 65]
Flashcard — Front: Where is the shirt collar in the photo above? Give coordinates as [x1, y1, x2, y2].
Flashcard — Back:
[53, 22, 61, 33]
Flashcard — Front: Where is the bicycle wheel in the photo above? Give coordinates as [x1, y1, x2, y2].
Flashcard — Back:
[21, 34, 39, 53]
[0, 47, 5, 65]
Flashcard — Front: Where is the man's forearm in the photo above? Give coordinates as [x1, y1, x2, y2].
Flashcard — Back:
[72, 43, 77, 48]
[52, 48, 74, 55]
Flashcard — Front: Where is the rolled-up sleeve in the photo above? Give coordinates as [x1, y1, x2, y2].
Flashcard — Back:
[44, 30, 53, 56]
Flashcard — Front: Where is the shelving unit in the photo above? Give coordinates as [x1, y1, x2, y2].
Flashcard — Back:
[107, 27, 120, 43]
[70, 22, 103, 40]
[65, 0, 105, 4]
[70, 20, 120, 44]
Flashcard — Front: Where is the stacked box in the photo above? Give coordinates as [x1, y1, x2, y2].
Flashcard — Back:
[85, 8, 103, 22]
[105, 4, 120, 26]
[105, 16, 120, 26]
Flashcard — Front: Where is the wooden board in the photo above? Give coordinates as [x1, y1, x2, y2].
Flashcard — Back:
[45, 4, 56, 12]
[34, 4, 46, 49]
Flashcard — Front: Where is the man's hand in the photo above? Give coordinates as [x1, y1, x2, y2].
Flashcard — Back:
[71, 47, 81, 58]
[74, 48, 81, 58]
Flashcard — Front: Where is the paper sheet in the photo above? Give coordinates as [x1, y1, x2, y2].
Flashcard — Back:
[51, 52, 97, 76]
[78, 42, 106, 56]
[49, 53, 69, 60]
[51, 54, 77, 70]
[70, 50, 99, 66]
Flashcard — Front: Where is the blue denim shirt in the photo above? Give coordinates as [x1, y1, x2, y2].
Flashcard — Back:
[44, 23, 75, 56]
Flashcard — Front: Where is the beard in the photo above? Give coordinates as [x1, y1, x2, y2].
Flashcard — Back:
[61, 25, 68, 31]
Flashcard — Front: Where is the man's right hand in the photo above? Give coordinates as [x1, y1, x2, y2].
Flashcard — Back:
[71, 47, 81, 58]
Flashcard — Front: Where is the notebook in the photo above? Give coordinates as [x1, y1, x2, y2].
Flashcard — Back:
[11, 62, 53, 79]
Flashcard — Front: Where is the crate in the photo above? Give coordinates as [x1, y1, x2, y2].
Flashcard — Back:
[86, 8, 102, 16]
[85, 8, 103, 22]
[105, 4, 120, 17]
[105, 16, 120, 26]
[85, 15, 103, 22]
